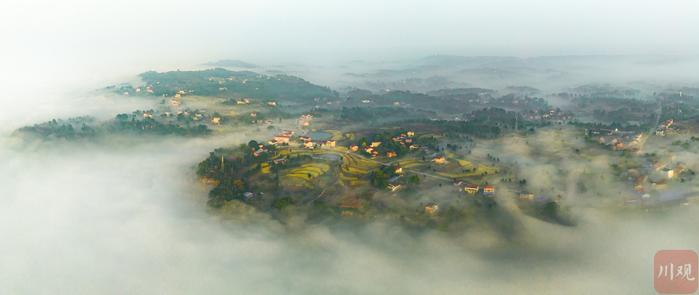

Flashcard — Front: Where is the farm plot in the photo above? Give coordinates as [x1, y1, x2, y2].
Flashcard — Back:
[282, 163, 330, 189]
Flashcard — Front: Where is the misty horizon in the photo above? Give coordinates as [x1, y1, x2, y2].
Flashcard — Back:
[2, 1, 699, 294]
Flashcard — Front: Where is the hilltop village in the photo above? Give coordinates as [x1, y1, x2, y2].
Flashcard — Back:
[16, 68, 699, 228]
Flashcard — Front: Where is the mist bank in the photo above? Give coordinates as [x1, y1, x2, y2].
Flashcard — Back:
[272, 55, 699, 93]
[1, 128, 698, 294]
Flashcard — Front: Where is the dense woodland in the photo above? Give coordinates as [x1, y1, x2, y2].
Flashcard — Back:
[16, 112, 211, 139]
[137, 68, 338, 102]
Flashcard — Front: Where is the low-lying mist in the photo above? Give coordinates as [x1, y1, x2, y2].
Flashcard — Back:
[1, 106, 698, 295]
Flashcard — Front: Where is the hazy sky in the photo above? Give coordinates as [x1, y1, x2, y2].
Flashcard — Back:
[2, 0, 699, 69]
[2, 0, 698, 129]
[0, 0, 696, 88]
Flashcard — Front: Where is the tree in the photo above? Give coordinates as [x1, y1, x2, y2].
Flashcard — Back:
[272, 197, 293, 210]
[369, 170, 389, 188]
[248, 140, 259, 149]
[233, 179, 245, 191]
[116, 113, 129, 122]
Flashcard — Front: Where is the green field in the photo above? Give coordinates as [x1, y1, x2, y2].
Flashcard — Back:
[340, 152, 378, 186]
[282, 163, 330, 188]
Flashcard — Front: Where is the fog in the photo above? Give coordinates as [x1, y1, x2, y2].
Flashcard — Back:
[2, 132, 698, 294]
[2, 0, 699, 294]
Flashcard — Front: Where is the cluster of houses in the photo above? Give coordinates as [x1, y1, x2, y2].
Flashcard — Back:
[523, 108, 573, 123]
[586, 128, 643, 151]
[244, 111, 275, 125]
[123, 84, 156, 96]
[298, 114, 312, 127]
[358, 141, 384, 157]
[166, 90, 191, 107]
[270, 130, 294, 145]
[655, 119, 674, 136]
[268, 130, 336, 150]
[391, 131, 419, 151]
[132, 85, 155, 95]
[301, 137, 336, 149]
[236, 98, 252, 105]
[131, 109, 222, 126]
[628, 159, 686, 193]
[454, 182, 496, 196]
[432, 155, 447, 164]
[320, 140, 336, 149]
[348, 131, 419, 158]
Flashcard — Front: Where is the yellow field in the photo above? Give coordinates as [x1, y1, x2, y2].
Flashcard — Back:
[286, 163, 330, 178]
[282, 163, 330, 188]
[260, 162, 270, 174]
[457, 159, 473, 169]
[339, 173, 367, 187]
[436, 164, 498, 178]
[277, 143, 500, 186]
[443, 151, 474, 169]
[396, 158, 422, 168]
[338, 152, 377, 186]
[342, 153, 377, 171]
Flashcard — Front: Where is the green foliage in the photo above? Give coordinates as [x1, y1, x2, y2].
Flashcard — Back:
[369, 165, 399, 188]
[339, 106, 410, 121]
[16, 111, 211, 140]
[110, 115, 210, 136]
[138, 68, 337, 101]
[272, 197, 293, 210]
[369, 169, 390, 188]
[197, 142, 281, 207]
[16, 117, 97, 139]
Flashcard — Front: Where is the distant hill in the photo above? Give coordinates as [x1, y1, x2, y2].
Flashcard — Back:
[503, 86, 540, 95]
[138, 68, 337, 101]
[417, 55, 520, 68]
[427, 88, 496, 97]
[205, 59, 257, 69]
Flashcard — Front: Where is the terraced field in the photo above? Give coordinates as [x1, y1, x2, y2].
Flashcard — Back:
[282, 163, 330, 188]
[395, 158, 423, 169]
[456, 159, 474, 169]
[340, 152, 378, 186]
